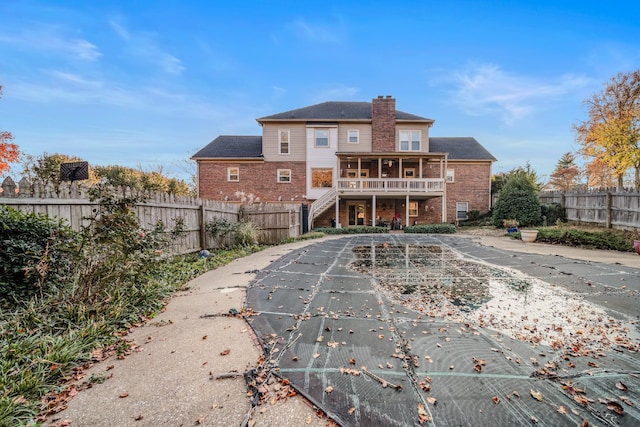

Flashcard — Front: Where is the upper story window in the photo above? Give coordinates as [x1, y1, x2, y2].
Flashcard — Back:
[348, 130, 359, 144]
[279, 130, 290, 155]
[446, 169, 455, 183]
[277, 169, 291, 183]
[399, 130, 421, 151]
[315, 129, 329, 147]
[227, 167, 239, 182]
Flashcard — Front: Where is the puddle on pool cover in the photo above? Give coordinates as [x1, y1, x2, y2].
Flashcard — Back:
[351, 244, 639, 352]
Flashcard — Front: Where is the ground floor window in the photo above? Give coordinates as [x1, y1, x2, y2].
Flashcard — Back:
[409, 201, 418, 217]
[277, 169, 291, 183]
[456, 202, 469, 220]
[311, 168, 333, 188]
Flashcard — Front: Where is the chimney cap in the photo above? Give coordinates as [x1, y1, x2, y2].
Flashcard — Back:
[377, 95, 383, 99]
[386, 95, 393, 99]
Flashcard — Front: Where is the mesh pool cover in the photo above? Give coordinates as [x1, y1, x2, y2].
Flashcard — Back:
[245, 235, 640, 426]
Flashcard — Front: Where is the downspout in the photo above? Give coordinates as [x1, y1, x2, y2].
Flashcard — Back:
[442, 154, 448, 223]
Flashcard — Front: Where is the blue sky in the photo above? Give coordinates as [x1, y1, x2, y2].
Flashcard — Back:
[1, 0, 639, 183]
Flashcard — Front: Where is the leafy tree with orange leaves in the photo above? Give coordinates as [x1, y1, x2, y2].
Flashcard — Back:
[0, 85, 19, 174]
[574, 70, 640, 189]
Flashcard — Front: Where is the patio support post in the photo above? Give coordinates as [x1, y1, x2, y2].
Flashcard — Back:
[335, 193, 340, 228]
[405, 194, 410, 227]
[372, 195, 377, 226]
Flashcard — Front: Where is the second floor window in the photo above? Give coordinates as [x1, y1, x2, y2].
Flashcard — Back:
[311, 168, 333, 188]
[315, 129, 329, 147]
[348, 130, 359, 144]
[446, 169, 455, 183]
[399, 131, 421, 151]
[279, 130, 290, 154]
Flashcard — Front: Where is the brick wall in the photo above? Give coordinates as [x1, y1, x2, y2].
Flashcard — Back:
[371, 96, 396, 152]
[198, 161, 307, 203]
[443, 162, 492, 221]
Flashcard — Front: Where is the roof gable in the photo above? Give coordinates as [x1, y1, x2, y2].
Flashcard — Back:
[191, 135, 263, 159]
[258, 101, 432, 122]
[429, 137, 496, 161]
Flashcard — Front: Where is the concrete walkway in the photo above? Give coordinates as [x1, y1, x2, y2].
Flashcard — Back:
[45, 234, 639, 426]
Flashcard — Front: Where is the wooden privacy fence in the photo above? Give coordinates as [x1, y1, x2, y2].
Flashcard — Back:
[539, 188, 640, 230]
[0, 176, 303, 253]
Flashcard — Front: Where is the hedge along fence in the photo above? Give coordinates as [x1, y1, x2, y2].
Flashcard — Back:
[0, 176, 302, 253]
[539, 188, 640, 230]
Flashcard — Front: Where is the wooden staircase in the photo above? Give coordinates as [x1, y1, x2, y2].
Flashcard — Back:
[308, 188, 337, 228]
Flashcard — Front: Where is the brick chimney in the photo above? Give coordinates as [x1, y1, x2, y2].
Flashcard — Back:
[371, 95, 396, 152]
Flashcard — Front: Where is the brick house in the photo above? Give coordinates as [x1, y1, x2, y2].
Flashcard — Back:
[192, 96, 496, 229]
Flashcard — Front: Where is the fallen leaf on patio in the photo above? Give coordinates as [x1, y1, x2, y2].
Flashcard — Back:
[61, 420, 73, 427]
[195, 417, 204, 424]
[349, 358, 356, 365]
[292, 356, 299, 362]
[119, 392, 129, 398]
[557, 405, 567, 414]
[348, 407, 356, 415]
[531, 415, 539, 424]
[615, 381, 628, 392]
[574, 395, 589, 405]
[607, 401, 624, 415]
[134, 414, 144, 421]
[587, 361, 599, 368]
[313, 353, 320, 358]
[449, 365, 455, 370]
[202, 335, 208, 340]
[417, 403, 432, 424]
[327, 341, 339, 348]
[220, 349, 231, 356]
[316, 336, 325, 342]
[492, 396, 500, 404]
[325, 386, 333, 394]
[474, 363, 483, 373]
[378, 334, 385, 339]
[427, 396, 437, 405]
[620, 396, 634, 406]
[580, 420, 588, 427]
[512, 391, 520, 398]
[530, 389, 542, 401]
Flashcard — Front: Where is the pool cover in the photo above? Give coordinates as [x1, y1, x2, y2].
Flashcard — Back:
[245, 235, 640, 426]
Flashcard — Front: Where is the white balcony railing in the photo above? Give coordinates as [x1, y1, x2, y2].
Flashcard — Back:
[336, 178, 445, 194]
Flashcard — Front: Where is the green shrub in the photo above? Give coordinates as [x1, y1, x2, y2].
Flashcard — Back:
[312, 226, 389, 234]
[492, 175, 542, 227]
[540, 203, 566, 226]
[0, 206, 78, 302]
[535, 227, 634, 252]
[403, 224, 457, 234]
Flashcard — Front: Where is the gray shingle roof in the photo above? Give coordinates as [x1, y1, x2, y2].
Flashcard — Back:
[258, 101, 432, 122]
[191, 135, 263, 159]
[429, 137, 496, 161]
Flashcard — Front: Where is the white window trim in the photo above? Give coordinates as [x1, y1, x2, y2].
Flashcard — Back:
[279, 129, 290, 155]
[399, 130, 421, 151]
[227, 167, 239, 182]
[404, 168, 416, 178]
[315, 129, 330, 148]
[409, 201, 419, 217]
[456, 202, 469, 220]
[348, 129, 359, 144]
[277, 169, 291, 183]
[446, 168, 455, 183]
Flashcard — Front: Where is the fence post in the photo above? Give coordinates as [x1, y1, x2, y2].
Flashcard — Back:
[606, 192, 612, 229]
[199, 203, 206, 250]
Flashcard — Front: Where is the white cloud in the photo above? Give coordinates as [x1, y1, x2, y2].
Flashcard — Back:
[289, 17, 344, 43]
[108, 19, 185, 75]
[434, 64, 591, 124]
[0, 26, 101, 61]
[311, 85, 360, 102]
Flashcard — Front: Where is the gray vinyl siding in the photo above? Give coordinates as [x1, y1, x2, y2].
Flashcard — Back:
[262, 123, 307, 162]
